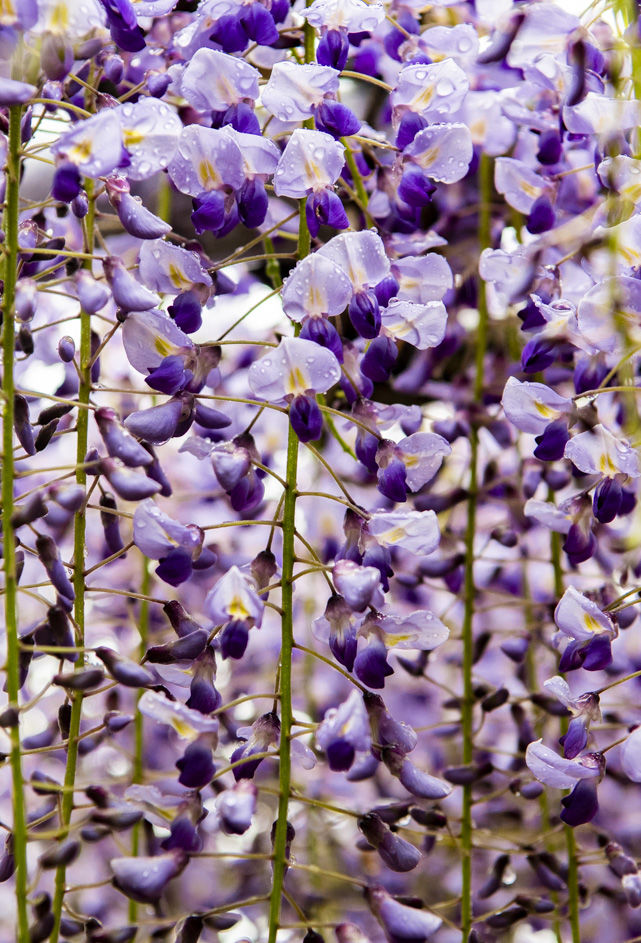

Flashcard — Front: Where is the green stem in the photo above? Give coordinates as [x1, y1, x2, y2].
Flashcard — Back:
[2, 103, 30, 943]
[266, 388, 299, 943]
[342, 143, 374, 226]
[460, 153, 492, 942]
[50, 180, 95, 943]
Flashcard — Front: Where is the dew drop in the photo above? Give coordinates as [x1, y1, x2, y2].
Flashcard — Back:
[436, 79, 454, 97]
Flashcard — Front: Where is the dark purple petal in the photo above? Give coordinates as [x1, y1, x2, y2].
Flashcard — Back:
[533, 421, 570, 462]
[349, 290, 381, 339]
[176, 741, 215, 788]
[111, 850, 187, 903]
[145, 355, 192, 395]
[354, 641, 394, 689]
[305, 190, 349, 238]
[220, 619, 250, 659]
[52, 162, 81, 202]
[314, 101, 361, 139]
[377, 458, 407, 503]
[95, 647, 155, 688]
[593, 476, 623, 523]
[526, 196, 555, 234]
[241, 1, 279, 44]
[237, 178, 269, 229]
[124, 398, 182, 444]
[289, 393, 323, 442]
[398, 167, 436, 208]
[560, 779, 599, 827]
[361, 336, 398, 383]
[317, 29, 349, 70]
[155, 549, 193, 587]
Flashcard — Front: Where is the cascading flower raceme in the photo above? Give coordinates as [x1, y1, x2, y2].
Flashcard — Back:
[3, 2, 641, 942]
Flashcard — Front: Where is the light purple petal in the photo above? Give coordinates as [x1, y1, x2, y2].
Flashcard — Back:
[222, 128, 281, 179]
[381, 299, 447, 350]
[248, 337, 341, 400]
[205, 565, 264, 627]
[621, 727, 641, 783]
[168, 124, 245, 197]
[377, 611, 449, 650]
[0, 77, 36, 105]
[368, 509, 440, 556]
[397, 432, 451, 490]
[525, 739, 601, 789]
[52, 110, 123, 178]
[316, 231, 391, 291]
[393, 253, 453, 304]
[494, 157, 547, 214]
[577, 277, 641, 356]
[404, 123, 473, 184]
[116, 98, 182, 180]
[179, 48, 260, 112]
[273, 129, 345, 198]
[262, 61, 339, 123]
[138, 690, 218, 737]
[133, 498, 202, 560]
[564, 425, 641, 478]
[392, 59, 469, 121]
[138, 240, 212, 294]
[303, 0, 385, 32]
[501, 376, 572, 435]
[554, 586, 615, 642]
[523, 499, 573, 534]
[281, 254, 353, 321]
[121, 309, 192, 373]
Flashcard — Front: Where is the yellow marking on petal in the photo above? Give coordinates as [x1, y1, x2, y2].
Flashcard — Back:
[599, 453, 617, 475]
[534, 401, 556, 418]
[228, 596, 249, 620]
[583, 614, 603, 634]
[198, 158, 221, 190]
[49, 1, 69, 31]
[620, 245, 641, 266]
[403, 453, 419, 467]
[385, 632, 413, 647]
[154, 336, 174, 357]
[413, 84, 435, 110]
[169, 263, 191, 290]
[171, 718, 196, 738]
[69, 138, 93, 164]
[123, 127, 145, 148]
[0, 0, 16, 25]
[382, 526, 406, 544]
[417, 146, 439, 170]
[521, 180, 540, 198]
[286, 366, 307, 395]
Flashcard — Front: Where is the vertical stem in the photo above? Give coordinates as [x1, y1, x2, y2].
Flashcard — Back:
[129, 558, 150, 923]
[460, 152, 491, 942]
[2, 103, 30, 943]
[50, 180, 95, 943]
[266, 394, 299, 943]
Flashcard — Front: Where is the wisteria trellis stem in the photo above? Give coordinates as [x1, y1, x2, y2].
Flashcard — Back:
[460, 152, 492, 941]
[266, 412, 298, 943]
[50, 178, 96, 943]
[2, 102, 29, 943]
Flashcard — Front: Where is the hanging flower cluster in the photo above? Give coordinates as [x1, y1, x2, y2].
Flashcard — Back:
[2, 1, 641, 942]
